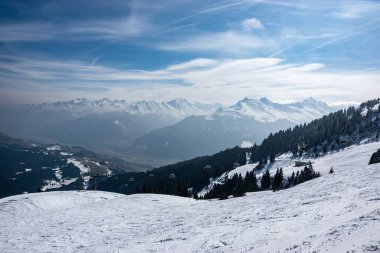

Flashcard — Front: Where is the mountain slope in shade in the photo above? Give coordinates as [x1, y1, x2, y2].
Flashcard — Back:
[215, 97, 333, 123]
[127, 115, 293, 160]
[125, 97, 334, 161]
[0, 98, 221, 148]
[0, 141, 378, 252]
[33, 111, 174, 147]
[0, 133, 145, 198]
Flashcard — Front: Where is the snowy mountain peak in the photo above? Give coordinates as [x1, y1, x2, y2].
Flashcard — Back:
[168, 97, 190, 104]
[167, 98, 193, 109]
[259, 97, 272, 104]
[301, 97, 326, 107]
[240, 97, 251, 102]
[303, 97, 318, 103]
[72, 98, 88, 104]
[25, 97, 333, 124]
[215, 97, 333, 124]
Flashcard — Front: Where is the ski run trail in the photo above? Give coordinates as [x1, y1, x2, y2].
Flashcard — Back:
[1, 141, 379, 252]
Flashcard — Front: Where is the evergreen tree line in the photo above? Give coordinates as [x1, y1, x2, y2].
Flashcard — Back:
[136, 179, 189, 197]
[203, 171, 258, 200]
[249, 98, 380, 164]
[203, 164, 320, 199]
[286, 164, 320, 188]
[98, 146, 249, 195]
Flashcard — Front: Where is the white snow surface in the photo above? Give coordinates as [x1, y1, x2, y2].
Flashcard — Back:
[1, 142, 379, 253]
[46, 145, 61, 151]
[60, 152, 73, 156]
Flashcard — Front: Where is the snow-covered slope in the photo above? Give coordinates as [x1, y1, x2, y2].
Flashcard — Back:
[1, 142, 379, 252]
[215, 97, 333, 123]
[201, 141, 380, 196]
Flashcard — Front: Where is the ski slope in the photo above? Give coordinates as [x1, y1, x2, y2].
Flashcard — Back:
[201, 141, 380, 196]
[0, 142, 379, 252]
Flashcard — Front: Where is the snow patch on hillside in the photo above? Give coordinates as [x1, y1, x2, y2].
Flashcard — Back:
[67, 158, 89, 174]
[40, 167, 79, 191]
[60, 152, 73, 156]
[46, 145, 61, 151]
[240, 140, 254, 148]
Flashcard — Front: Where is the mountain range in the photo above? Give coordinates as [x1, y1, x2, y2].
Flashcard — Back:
[0, 97, 335, 166]
[215, 97, 332, 123]
[35, 98, 221, 120]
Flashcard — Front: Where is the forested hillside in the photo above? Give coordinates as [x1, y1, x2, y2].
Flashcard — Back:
[249, 98, 380, 165]
[98, 98, 380, 197]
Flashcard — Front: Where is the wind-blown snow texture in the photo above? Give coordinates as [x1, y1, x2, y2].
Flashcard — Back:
[1, 142, 379, 252]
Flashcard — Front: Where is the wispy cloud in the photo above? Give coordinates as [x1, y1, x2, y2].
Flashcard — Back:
[333, 1, 380, 19]
[167, 58, 218, 71]
[268, 45, 293, 57]
[158, 31, 273, 53]
[307, 24, 380, 52]
[283, 31, 336, 40]
[1, 55, 379, 105]
[162, 1, 251, 27]
[0, 23, 56, 42]
[0, 16, 153, 42]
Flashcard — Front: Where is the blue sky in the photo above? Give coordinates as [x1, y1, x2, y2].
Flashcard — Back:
[0, 0, 379, 105]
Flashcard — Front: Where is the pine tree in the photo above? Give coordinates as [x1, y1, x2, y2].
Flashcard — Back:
[270, 153, 275, 163]
[288, 171, 295, 187]
[261, 170, 271, 190]
[294, 171, 300, 185]
[177, 181, 189, 197]
[272, 168, 284, 191]
[272, 169, 279, 191]
[219, 189, 228, 200]
[233, 174, 246, 197]
[278, 168, 284, 190]
[252, 173, 259, 192]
